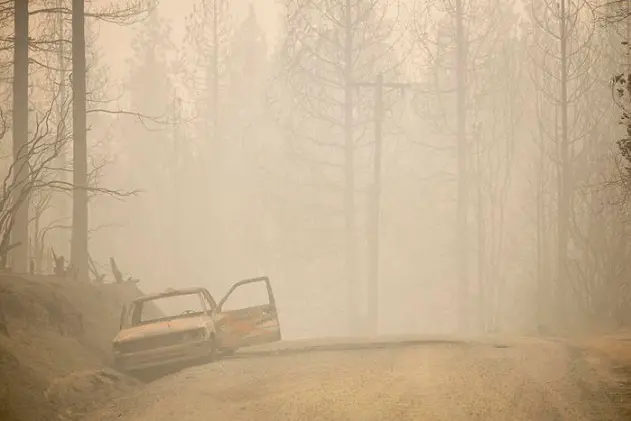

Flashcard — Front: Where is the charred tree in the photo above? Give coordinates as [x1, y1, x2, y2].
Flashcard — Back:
[11, 0, 29, 273]
[71, 0, 89, 282]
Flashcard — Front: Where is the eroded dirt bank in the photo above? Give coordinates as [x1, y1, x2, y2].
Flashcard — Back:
[0, 275, 149, 421]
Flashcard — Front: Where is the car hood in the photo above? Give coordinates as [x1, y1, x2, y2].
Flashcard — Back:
[114, 316, 208, 342]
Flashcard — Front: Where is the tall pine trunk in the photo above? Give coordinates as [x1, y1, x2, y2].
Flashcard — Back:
[475, 127, 486, 333]
[455, 0, 469, 333]
[55, 0, 70, 257]
[71, 0, 89, 281]
[343, 0, 358, 333]
[11, 0, 29, 273]
[557, 0, 571, 322]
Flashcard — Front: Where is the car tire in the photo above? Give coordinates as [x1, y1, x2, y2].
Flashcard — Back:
[206, 335, 218, 362]
[220, 348, 236, 357]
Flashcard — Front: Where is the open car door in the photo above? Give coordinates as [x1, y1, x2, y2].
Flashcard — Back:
[215, 276, 281, 350]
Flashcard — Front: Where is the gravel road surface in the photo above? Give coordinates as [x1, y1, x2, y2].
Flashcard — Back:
[84, 337, 626, 421]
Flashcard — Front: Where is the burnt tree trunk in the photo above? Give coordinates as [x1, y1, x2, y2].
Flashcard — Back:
[71, 0, 89, 282]
[455, 0, 470, 333]
[11, 0, 29, 273]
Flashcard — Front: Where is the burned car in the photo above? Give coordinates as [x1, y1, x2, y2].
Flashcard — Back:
[112, 276, 281, 374]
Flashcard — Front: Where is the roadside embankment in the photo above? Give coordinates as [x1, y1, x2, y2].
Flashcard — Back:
[0, 275, 150, 421]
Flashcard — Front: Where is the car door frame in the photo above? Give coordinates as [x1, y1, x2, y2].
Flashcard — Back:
[214, 276, 281, 350]
[200, 289, 217, 313]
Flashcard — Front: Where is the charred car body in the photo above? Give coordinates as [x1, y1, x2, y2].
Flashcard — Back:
[112, 276, 281, 374]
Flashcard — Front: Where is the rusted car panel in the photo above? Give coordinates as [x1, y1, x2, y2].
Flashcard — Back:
[112, 277, 281, 374]
[116, 316, 210, 342]
[114, 339, 214, 372]
[214, 277, 282, 349]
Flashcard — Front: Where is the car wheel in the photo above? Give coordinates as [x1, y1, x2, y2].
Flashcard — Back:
[220, 348, 236, 357]
[206, 335, 218, 362]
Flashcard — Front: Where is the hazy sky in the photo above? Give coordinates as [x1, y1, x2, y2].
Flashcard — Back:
[97, 0, 281, 80]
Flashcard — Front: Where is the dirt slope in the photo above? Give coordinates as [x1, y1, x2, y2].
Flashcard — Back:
[0, 274, 152, 421]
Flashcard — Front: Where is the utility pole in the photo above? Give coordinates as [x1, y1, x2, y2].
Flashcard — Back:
[351, 74, 412, 336]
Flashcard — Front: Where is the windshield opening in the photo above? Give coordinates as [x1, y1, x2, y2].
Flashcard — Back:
[131, 292, 208, 326]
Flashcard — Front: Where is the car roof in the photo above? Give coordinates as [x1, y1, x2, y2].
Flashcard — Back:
[132, 287, 206, 303]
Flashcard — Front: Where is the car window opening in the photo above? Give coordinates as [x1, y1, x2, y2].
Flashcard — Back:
[131, 292, 208, 326]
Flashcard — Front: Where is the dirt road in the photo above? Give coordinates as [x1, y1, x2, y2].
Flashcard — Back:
[85, 337, 627, 421]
